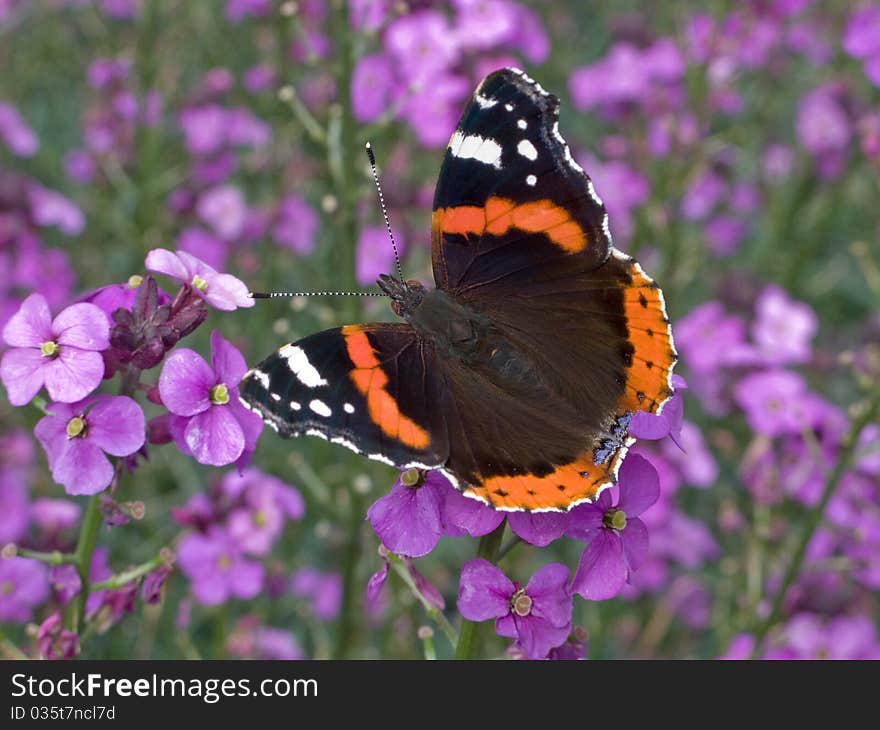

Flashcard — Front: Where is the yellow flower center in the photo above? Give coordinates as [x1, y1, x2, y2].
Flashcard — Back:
[511, 588, 532, 617]
[191, 274, 208, 292]
[604, 508, 627, 531]
[209, 383, 229, 405]
[66, 416, 87, 439]
[1, 580, 13, 596]
[217, 554, 232, 571]
[127, 274, 143, 289]
[400, 468, 425, 488]
[253, 511, 267, 528]
[40, 340, 60, 358]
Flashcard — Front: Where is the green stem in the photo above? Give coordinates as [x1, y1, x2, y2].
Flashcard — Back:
[455, 521, 507, 660]
[12, 548, 75, 566]
[387, 554, 458, 647]
[64, 493, 103, 632]
[750, 394, 880, 655]
[90, 553, 167, 592]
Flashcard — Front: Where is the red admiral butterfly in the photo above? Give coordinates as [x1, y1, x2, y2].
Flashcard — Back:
[240, 68, 677, 512]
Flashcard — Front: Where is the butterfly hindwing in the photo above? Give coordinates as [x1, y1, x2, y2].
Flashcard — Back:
[239, 324, 449, 470]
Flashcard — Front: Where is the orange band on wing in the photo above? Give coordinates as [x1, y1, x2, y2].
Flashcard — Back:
[341, 326, 430, 451]
[460, 452, 618, 511]
[619, 263, 676, 414]
[433, 196, 587, 254]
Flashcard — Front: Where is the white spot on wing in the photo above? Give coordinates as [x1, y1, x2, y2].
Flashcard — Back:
[449, 130, 503, 168]
[517, 139, 538, 160]
[474, 93, 496, 109]
[305, 428, 329, 441]
[278, 344, 327, 388]
[330, 436, 360, 452]
[343, 403, 355, 414]
[290, 400, 301, 411]
[526, 174, 537, 186]
[270, 393, 281, 401]
[309, 399, 332, 417]
[367, 453, 395, 466]
[505, 103, 514, 112]
[249, 370, 270, 388]
[517, 119, 527, 130]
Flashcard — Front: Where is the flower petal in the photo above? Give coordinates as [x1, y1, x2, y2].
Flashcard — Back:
[622, 517, 649, 572]
[228, 397, 263, 450]
[52, 303, 110, 351]
[210, 330, 247, 385]
[43, 349, 105, 403]
[1, 347, 47, 405]
[33, 402, 76, 472]
[565, 502, 603, 541]
[87, 395, 146, 456]
[366, 480, 443, 558]
[203, 272, 254, 311]
[51, 440, 114, 495]
[628, 410, 670, 440]
[508, 512, 569, 547]
[184, 406, 245, 466]
[457, 558, 514, 621]
[617, 453, 660, 518]
[145, 248, 190, 282]
[514, 614, 572, 660]
[176, 249, 217, 277]
[158, 348, 214, 416]
[570, 530, 627, 601]
[440, 477, 504, 537]
[229, 559, 264, 599]
[525, 562, 572, 629]
[2, 293, 51, 347]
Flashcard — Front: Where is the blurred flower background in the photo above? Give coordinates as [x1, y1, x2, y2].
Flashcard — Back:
[0, 0, 878, 660]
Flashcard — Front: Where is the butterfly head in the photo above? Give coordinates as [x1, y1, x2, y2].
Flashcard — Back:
[377, 274, 426, 318]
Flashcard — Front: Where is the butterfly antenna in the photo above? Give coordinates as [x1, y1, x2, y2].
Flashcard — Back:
[249, 290, 385, 299]
[365, 142, 405, 284]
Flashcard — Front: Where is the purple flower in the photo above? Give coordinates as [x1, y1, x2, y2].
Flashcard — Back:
[457, 560, 572, 660]
[31, 498, 81, 534]
[452, 0, 517, 51]
[34, 395, 145, 495]
[733, 370, 807, 438]
[681, 170, 727, 221]
[145, 248, 253, 311]
[80, 274, 170, 325]
[177, 528, 264, 605]
[781, 613, 880, 659]
[400, 74, 470, 148]
[272, 195, 319, 255]
[291, 568, 342, 622]
[705, 215, 747, 256]
[367, 470, 503, 557]
[28, 185, 85, 236]
[1, 293, 109, 406]
[158, 330, 263, 467]
[568, 454, 660, 600]
[141, 564, 172, 604]
[0, 102, 38, 156]
[507, 512, 569, 547]
[0, 474, 29, 545]
[797, 87, 850, 155]
[197, 184, 248, 241]
[0, 557, 50, 621]
[223, 468, 303, 555]
[674, 301, 751, 374]
[751, 285, 818, 365]
[843, 7, 880, 59]
[36, 612, 80, 660]
[225, 0, 270, 23]
[352, 54, 396, 123]
[629, 374, 687, 448]
[384, 10, 459, 82]
[356, 225, 405, 286]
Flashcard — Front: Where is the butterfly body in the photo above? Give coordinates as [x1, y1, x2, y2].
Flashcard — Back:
[240, 68, 677, 512]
